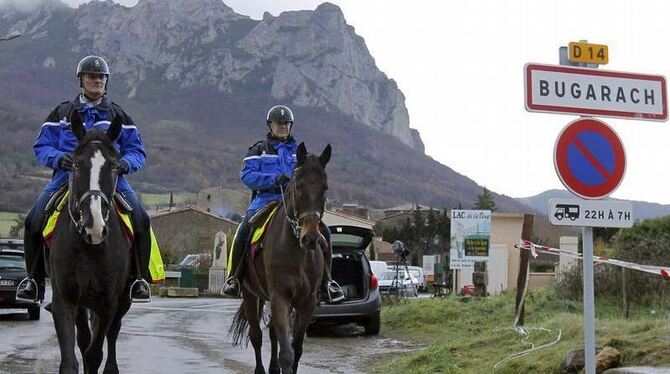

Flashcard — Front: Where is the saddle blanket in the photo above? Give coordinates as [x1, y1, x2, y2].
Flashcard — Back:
[41, 192, 165, 282]
[249, 205, 279, 261]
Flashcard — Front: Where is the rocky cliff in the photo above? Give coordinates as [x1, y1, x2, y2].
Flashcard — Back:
[1, 0, 423, 150]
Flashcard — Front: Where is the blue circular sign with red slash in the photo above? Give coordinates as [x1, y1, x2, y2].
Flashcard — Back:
[554, 118, 626, 199]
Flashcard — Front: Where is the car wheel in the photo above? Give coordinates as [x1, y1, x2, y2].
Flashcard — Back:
[28, 305, 40, 321]
[363, 312, 380, 335]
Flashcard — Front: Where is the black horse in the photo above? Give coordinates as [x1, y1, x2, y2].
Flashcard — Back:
[49, 111, 132, 374]
[231, 143, 332, 374]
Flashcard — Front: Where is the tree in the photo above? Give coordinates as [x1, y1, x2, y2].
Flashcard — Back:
[9, 213, 25, 238]
[474, 187, 497, 211]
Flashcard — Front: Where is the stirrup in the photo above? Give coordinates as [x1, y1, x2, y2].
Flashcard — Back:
[327, 280, 345, 304]
[15, 277, 40, 303]
[129, 278, 151, 303]
[223, 277, 241, 297]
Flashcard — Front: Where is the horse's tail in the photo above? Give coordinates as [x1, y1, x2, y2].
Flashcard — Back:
[229, 303, 250, 346]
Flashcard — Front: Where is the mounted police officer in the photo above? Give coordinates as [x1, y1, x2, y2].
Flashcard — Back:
[223, 105, 345, 304]
[16, 55, 152, 304]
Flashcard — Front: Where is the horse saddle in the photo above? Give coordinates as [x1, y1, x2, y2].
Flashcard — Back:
[248, 200, 280, 228]
[44, 184, 133, 216]
[248, 201, 280, 261]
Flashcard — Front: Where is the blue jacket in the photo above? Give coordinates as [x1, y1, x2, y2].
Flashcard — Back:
[241, 133, 297, 217]
[34, 95, 146, 194]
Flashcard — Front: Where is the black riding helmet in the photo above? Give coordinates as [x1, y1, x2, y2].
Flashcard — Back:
[76, 55, 110, 89]
[266, 105, 294, 127]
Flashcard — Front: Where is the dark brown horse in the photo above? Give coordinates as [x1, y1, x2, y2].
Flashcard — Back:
[230, 143, 331, 374]
[49, 111, 132, 374]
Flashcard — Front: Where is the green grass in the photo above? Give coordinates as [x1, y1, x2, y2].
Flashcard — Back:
[140, 192, 196, 207]
[0, 211, 22, 237]
[371, 287, 670, 373]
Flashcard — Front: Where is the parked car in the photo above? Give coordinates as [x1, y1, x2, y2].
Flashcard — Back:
[368, 260, 389, 277]
[311, 225, 381, 335]
[378, 270, 419, 297]
[388, 265, 426, 291]
[0, 239, 40, 320]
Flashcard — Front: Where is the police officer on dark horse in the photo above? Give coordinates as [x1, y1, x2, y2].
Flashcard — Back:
[16, 55, 152, 305]
[224, 104, 345, 304]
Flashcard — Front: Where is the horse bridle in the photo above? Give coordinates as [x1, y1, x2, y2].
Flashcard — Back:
[66, 141, 120, 238]
[279, 174, 324, 240]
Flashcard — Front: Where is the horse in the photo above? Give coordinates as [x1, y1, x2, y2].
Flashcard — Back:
[230, 142, 332, 374]
[48, 111, 132, 374]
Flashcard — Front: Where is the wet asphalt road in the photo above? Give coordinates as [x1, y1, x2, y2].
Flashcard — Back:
[0, 292, 419, 374]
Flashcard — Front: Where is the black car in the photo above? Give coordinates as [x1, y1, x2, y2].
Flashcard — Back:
[0, 239, 40, 320]
[311, 225, 381, 335]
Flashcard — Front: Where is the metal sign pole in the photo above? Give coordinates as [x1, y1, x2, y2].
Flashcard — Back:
[582, 226, 596, 374]
[559, 43, 597, 373]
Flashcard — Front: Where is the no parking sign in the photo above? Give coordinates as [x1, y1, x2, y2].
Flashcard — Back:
[553, 118, 626, 199]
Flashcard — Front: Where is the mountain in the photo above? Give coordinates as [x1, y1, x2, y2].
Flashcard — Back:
[0, 0, 530, 214]
[517, 189, 670, 221]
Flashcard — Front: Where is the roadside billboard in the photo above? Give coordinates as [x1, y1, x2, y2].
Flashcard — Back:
[450, 210, 491, 269]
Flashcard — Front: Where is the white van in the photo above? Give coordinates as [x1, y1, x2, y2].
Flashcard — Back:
[368, 260, 389, 277]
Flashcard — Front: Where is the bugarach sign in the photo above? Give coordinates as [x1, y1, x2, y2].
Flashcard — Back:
[524, 63, 668, 121]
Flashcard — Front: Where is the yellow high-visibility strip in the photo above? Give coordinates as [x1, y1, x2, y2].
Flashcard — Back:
[251, 206, 279, 245]
[42, 192, 69, 239]
[148, 227, 164, 282]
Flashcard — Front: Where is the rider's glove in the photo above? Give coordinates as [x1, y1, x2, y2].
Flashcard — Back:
[58, 154, 74, 171]
[113, 160, 130, 175]
[274, 173, 291, 189]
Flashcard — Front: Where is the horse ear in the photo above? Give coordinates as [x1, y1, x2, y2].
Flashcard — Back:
[319, 144, 331, 167]
[296, 142, 307, 165]
[69, 111, 86, 142]
[107, 115, 123, 142]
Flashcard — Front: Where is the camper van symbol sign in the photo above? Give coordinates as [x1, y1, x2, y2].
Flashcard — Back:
[549, 198, 633, 228]
[554, 204, 580, 221]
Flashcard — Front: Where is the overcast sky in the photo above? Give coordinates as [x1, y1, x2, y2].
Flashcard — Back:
[34, 0, 670, 204]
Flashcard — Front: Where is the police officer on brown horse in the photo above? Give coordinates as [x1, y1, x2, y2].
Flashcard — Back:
[16, 55, 152, 304]
[224, 104, 345, 304]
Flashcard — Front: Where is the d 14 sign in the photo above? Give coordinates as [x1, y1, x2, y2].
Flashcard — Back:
[568, 42, 608, 65]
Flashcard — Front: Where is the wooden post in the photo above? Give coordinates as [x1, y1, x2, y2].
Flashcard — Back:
[514, 214, 534, 326]
[622, 267, 629, 319]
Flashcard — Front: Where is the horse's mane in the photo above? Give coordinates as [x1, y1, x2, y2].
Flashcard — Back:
[76, 130, 117, 154]
[294, 155, 327, 181]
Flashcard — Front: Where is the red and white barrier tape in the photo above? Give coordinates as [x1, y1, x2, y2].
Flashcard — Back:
[516, 239, 670, 280]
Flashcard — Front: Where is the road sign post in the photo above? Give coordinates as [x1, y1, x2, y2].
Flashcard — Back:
[582, 226, 596, 374]
[526, 41, 662, 373]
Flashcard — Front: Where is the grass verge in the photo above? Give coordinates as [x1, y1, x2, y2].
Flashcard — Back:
[371, 286, 670, 373]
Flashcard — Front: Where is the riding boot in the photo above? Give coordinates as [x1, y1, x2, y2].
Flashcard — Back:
[224, 218, 250, 297]
[318, 225, 345, 304]
[129, 225, 152, 303]
[16, 192, 50, 303]
[126, 192, 152, 303]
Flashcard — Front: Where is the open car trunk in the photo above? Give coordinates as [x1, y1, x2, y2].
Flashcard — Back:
[331, 250, 367, 301]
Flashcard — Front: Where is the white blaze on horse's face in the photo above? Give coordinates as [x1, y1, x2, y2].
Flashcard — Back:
[86, 150, 106, 244]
